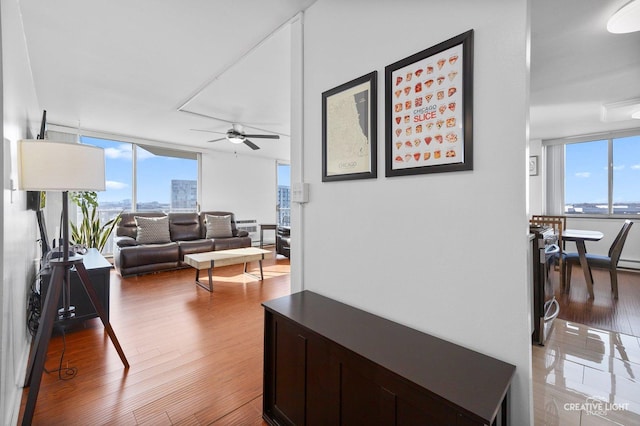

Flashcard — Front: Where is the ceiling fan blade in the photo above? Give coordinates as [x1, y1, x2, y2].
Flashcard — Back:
[207, 137, 226, 143]
[243, 139, 260, 150]
[243, 134, 280, 139]
[191, 128, 226, 135]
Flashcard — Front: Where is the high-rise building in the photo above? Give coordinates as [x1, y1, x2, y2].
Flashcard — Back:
[171, 179, 197, 211]
[277, 185, 290, 226]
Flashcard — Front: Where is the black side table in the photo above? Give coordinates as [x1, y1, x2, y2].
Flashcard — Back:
[259, 224, 277, 248]
[40, 248, 112, 326]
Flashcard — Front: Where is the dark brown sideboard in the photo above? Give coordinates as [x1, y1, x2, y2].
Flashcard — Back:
[40, 248, 112, 327]
[263, 291, 515, 425]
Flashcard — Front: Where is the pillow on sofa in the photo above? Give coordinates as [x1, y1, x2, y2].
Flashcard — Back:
[205, 214, 233, 238]
[135, 215, 171, 244]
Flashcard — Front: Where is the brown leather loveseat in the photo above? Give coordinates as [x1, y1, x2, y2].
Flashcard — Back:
[113, 211, 251, 277]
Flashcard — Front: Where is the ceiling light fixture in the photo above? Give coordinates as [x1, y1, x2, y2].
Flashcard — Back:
[607, 0, 640, 33]
[227, 135, 245, 144]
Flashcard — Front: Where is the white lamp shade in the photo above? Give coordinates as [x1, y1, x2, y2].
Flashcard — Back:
[18, 140, 106, 191]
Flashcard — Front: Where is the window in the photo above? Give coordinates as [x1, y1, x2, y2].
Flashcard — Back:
[81, 136, 199, 254]
[557, 132, 640, 215]
[277, 163, 291, 226]
[136, 145, 198, 212]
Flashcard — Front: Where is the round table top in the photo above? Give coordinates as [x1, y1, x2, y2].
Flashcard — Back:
[563, 229, 604, 241]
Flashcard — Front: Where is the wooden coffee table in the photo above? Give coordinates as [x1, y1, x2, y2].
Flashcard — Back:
[183, 247, 272, 292]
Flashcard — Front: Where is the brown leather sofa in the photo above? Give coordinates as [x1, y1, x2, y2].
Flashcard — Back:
[113, 211, 251, 277]
[276, 226, 290, 258]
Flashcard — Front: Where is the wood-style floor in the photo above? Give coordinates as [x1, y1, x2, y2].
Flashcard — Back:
[19, 255, 291, 425]
[554, 265, 640, 336]
[19, 254, 640, 425]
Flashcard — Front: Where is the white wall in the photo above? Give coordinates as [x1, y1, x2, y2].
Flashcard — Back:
[200, 150, 278, 237]
[293, 0, 532, 424]
[1, 0, 43, 423]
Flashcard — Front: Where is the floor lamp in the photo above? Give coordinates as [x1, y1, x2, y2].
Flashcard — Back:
[17, 140, 129, 425]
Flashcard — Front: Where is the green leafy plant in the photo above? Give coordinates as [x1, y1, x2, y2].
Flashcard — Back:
[70, 191, 121, 253]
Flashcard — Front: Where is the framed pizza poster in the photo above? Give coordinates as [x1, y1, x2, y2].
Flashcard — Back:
[385, 30, 473, 177]
[322, 71, 377, 182]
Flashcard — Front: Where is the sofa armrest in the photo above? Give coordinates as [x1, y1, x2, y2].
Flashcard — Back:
[235, 229, 249, 238]
[114, 236, 139, 248]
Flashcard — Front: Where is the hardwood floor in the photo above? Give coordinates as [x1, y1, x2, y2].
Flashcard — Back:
[554, 266, 640, 336]
[19, 253, 640, 425]
[19, 256, 291, 425]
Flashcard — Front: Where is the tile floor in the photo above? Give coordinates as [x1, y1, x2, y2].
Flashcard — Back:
[533, 319, 640, 425]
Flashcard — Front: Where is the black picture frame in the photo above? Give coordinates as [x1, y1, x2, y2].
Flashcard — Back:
[322, 71, 377, 182]
[385, 30, 473, 177]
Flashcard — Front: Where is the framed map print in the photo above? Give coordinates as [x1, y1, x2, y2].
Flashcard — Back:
[322, 71, 377, 182]
[385, 30, 473, 177]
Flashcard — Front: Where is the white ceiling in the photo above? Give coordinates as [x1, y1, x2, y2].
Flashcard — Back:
[18, 0, 640, 161]
[530, 0, 640, 140]
[19, 0, 316, 160]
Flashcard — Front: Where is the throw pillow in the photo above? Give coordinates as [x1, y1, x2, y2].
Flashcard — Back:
[135, 216, 171, 244]
[206, 214, 233, 238]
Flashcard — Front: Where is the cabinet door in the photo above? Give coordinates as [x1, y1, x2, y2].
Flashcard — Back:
[271, 316, 307, 425]
[306, 333, 340, 425]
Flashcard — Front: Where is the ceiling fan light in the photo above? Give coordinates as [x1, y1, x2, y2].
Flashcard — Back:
[607, 0, 640, 33]
[227, 135, 244, 144]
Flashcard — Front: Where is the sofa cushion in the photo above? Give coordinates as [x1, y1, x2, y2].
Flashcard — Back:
[169, 213, 202, 241]
[205, 214, 233, 238]
[213, 236, 253, 251]
[178, 239, 215, 265]
[135, 215, 171, 244]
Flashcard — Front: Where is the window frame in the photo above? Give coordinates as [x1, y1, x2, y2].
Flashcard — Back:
[543, 128, 640, 218]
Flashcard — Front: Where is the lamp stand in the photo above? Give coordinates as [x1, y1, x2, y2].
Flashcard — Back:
[21, 192, 129, 425]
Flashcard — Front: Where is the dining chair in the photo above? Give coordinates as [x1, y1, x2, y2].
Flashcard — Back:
[530, 215, 565, 290]
[531, 215, 567, 249]
[564, 220, 633, 299]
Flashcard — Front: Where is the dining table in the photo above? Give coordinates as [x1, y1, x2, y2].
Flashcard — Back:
[562, 229, 604, 299]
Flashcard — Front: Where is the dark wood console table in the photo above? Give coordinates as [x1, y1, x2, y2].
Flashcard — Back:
[263, 291, 515, 425]
[40, 248, 112, 327]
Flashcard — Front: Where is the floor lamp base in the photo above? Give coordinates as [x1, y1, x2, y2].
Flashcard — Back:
[20, 257, 129, 425]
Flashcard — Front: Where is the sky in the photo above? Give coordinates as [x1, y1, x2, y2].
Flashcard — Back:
[565, 135, 640, 205]
[83, 137, 196, 203]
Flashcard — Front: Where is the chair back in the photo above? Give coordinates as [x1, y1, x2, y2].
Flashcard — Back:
[609, 220, 633, 264]
[531, 215, 566, 231]
[530, 215, 565, 248]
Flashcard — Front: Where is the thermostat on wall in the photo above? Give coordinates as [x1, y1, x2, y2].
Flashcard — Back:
[292, 182, 309, 203]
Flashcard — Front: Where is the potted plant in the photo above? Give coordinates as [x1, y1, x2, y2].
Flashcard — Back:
[70, 191, 121, 253]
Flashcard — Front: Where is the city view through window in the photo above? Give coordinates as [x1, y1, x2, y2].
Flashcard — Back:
[79, 137, 292, 253]
[564, 134, 640, 215]
[277, 163, 291, 227]
[80, 137, 198, 253]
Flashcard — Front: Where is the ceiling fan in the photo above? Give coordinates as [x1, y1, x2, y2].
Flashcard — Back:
[198, 124, 280, 150]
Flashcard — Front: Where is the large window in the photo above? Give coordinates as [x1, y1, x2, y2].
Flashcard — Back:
[81, 136, 199, 253]
[561, 133, 640, 215]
